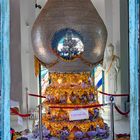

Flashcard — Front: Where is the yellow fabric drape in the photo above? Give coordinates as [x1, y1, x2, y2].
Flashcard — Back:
[34, 56, 40, 77]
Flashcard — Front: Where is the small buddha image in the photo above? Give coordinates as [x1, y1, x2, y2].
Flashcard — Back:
[49, 95, 56, 103]
[80, 92, 88, 104]
[46, 94, 51, 103]
[60, 92, 67, 104]
[57, 78, 62, 84]
[51, 115, 56, 121]
[55, 96, 60, 104]
[93, 108, 99, 119]
[81, 82, 86, 88]
[75, 95, 80, 104]
[88, 92, 95, 103]
[78, 80, 83, 85]
[89, 111, 94, 121]
[46, 112, 51, 120]
[58, 109, 68, 121]
[88, 77, 93, 86]
[69, 92, 77, 104]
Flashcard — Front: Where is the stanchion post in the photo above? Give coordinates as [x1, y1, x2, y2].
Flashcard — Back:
[39, 64, 43, 140]
[26, 87, 29, 129]
[39, 104, 43, 140]
[110, 96, 115, 140]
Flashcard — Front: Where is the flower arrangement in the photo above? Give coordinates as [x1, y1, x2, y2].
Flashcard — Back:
[42, 72, 109, 139]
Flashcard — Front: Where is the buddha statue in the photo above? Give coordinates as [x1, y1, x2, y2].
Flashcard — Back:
[103, 43, 119, 94]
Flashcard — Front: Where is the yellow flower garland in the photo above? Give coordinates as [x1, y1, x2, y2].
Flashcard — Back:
[42, 72, 106, 138]
[42, 117, 104, 136]
[45, 87, 96, 96]
[49, 72, 91, 84]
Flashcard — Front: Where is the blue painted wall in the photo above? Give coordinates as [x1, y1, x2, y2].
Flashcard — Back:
[129, 0, 139, 139]
[0, 0, 10, 139]
[0, 8, 2, 137]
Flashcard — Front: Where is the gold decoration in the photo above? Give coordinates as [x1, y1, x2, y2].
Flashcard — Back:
[49, 72, 90, 84]
[34, 56, 59, 77]
[45, 87, 96, 96]
[43, 72, 97, 104]
[44, 106, 100, 121]
[34, 56, 40, 77]
[42, 72, 107, 138]
[44, 102, 100, 110]
[42, 117, 104, 136]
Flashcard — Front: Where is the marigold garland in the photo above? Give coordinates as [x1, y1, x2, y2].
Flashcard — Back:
[42, 117, 104, 136]
[45, 87, 96, 96]
[42, 72, 107, 139]
[49, 72, 91, 84]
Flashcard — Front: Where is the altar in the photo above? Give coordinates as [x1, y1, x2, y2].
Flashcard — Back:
[30, 0, 109, 139]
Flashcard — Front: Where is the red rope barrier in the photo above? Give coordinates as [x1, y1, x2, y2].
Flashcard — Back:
[28, 92, 129, 99]
[49, 103, 108, 109]
[114, 104, 130, 116]
[98, 91, 129, 97]
[10, 129, 15, 134]
[28, 93, 46, 99]
[10, 108, 31, 118]
[116, 133, 130, 137]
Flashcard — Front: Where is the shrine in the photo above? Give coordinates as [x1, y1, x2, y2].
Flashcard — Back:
[0, 0, 139, 140]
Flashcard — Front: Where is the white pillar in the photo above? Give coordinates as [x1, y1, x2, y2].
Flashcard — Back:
[20, 0, 38, 113]
[103, 0, 122, 120]
[105, 0, 113, 44]
[120, 0, 129, 111]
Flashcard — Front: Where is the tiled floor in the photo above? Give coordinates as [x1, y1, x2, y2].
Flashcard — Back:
[115, 118, 130, 134]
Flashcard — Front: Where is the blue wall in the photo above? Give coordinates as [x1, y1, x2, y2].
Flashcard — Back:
[0, 0, 10, 139]
[129, 0, 139, 139]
